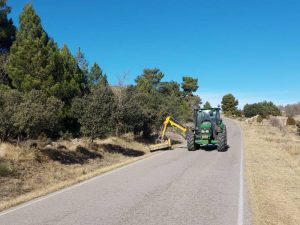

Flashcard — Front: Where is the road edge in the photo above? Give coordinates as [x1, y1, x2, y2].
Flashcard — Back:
[237, 120, 244, 225]
[0, 150, 167, 216]
[224, 118, 252, 225]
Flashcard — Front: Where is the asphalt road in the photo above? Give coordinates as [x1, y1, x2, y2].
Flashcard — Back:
[0, 119, 251, 225]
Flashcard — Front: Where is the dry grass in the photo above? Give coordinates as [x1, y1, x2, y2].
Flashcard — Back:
[0, 134, 158, 211]
[239, 118, 300, 225]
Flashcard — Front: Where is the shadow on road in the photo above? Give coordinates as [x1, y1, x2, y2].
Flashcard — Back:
[199, 144, 230, 152]
[200, 145, 217, 151]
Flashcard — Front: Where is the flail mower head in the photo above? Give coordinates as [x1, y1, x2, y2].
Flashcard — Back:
[149, 138, 171, 152]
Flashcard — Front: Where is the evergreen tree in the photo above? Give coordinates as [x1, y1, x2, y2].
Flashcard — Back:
[0, 0, 16, 53]
[133, 68, 166, 136]
[135, 68, 164, 93]
[0, 54, 9, 85]
[158, 81, 181, 97]
[181, 76, 199, 96]
[203, 101, 212, 109]
[7, 3, 59, 92]
[51, 45, 88, 104]
[113, 86, 144, 136]
[88, 62, 108, 88]
[0, 0, 16, 86]
[76, 48, 89, 82]
[221, 93, 239, 115]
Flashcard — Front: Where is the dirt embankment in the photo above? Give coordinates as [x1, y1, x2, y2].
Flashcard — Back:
[0, 134, 157, 211]
[238, 117, 300, 225]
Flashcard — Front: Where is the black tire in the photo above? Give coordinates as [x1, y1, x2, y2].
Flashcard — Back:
[217, 126, 227, 152]
[186, 130, 196, 151]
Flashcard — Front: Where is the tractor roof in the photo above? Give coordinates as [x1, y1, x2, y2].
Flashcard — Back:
[195, 107, 221, 111]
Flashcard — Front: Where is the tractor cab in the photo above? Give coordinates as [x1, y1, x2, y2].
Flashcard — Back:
[197, 108, 221, 125]
[186, 107, 227, 151]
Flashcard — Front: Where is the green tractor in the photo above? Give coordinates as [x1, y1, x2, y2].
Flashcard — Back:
[186, 107, 228, 151]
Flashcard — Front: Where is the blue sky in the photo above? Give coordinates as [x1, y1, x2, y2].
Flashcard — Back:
[8, 0, 300, 107]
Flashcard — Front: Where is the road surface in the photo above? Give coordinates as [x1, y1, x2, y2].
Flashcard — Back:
[0, 119, 251, 225]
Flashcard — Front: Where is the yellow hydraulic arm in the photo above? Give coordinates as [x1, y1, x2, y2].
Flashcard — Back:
[149, 116, 187, 151]
[159, 116, 187, 141]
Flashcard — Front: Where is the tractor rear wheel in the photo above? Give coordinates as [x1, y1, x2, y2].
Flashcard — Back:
[186, 130, 196, 151]
[217, 126, 227, 152]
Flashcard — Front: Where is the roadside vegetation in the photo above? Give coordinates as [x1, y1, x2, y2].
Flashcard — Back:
[1, 1, 299, 222]
[220, 93, 300, 225]
[0, 1, 200, 210]
[0, 2, 200, 142]
[239, 116, 300, 225]
[0, 135, 151, 211]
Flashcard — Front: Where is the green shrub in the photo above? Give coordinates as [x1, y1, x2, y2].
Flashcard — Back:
[243, 101, 281, 118]
[71, 86, 117, 140]
[0, 89, 23, 141]
[257, 115, 264, 123]
[0, 163, 13, 177]
[286, 117, 296, 126]
[12, 90, 64, 139]
[0, 89, 64, 140]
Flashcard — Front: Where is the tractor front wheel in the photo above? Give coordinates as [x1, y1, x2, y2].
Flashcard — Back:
[217, 126, 227, 152]
[186, 130, 196, 151]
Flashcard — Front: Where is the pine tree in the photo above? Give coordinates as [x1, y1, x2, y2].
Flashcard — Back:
[76, 48, 89, 82]
[88, 62, 108, 88]
[159, 81, 181, 97]
[203, 101, 212, 109]
[50, 45, 88, 104]
[181, 76, 199, 96]
[0, 54, 9, 85]
[221, 93, 239, 115]
[0, 0, 16, 85]
[135, 68, 164, 93]
[0, 0, 16, 53]
[7, 3, 59, 92]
